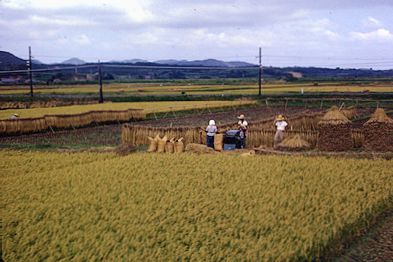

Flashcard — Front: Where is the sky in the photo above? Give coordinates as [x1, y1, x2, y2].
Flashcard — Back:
[1, 0, 393, 69]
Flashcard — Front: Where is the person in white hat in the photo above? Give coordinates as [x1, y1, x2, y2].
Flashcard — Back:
[237, 114, 248, 148]
[274, 114, 288, 149]
[205, 119, 217, 148]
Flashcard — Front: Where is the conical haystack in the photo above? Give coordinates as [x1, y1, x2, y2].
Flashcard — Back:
[363, 108, 393, 151]
[341, 106, 357, 120]
[277, 135, 311, 151]
[317, 106, 353, 151]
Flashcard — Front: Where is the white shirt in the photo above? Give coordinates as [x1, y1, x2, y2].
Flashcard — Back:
[275, 120, 288, 131]
[238, 120, 248, 130]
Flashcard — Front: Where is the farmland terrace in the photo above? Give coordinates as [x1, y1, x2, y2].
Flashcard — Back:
[0, 106, 377, 149]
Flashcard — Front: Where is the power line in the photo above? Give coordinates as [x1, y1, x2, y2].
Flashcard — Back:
[0, 65, 98, 74]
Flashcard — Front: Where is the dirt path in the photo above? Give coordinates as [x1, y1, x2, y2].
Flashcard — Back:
[331, 209, 393, 261]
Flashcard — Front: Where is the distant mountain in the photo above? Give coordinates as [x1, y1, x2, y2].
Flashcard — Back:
[154, 59, 255, 67]
[61, 57, 86, 65]
[32, 59, 44, 65]
[0, 51, 26, 70]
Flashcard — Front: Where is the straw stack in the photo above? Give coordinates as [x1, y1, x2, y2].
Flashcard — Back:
[317, 106, 353, 151]
[341, 106, 357, 120]
[277, 135, 311, 151]
[185, 143, 216, 154]
[363, 108, 393, 151]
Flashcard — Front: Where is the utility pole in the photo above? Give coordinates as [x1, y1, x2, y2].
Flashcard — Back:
[28, 46, 33, 97]
[258, 47, 262, 96]
[98, 60, 104, 103]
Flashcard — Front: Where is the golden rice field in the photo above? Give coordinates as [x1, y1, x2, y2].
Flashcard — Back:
[2, 150, 392, 261]
[0, 100, 253, 120]
[0, 82, 392, 95]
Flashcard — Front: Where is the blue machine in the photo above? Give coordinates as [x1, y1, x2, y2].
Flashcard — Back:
[223, 130, 241, 150]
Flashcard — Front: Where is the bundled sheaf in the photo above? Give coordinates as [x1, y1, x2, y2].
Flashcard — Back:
[363, 108, 393, 152]
[277, 134, 311, 151]
[317, 106, 353, 151]
[0, 109, 145, 135]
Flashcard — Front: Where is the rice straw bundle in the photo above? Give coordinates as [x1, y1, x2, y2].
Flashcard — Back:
[277, 135, 311, 151]
[363, 108, 393, 151]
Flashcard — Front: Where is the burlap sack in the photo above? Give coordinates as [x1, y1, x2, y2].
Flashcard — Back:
[157, 135, 167, 153]
[147, 136, 158, 152]
[165, 138, 175, 153]
[214, 133, 224, 151]
[174, 137, 184, 153]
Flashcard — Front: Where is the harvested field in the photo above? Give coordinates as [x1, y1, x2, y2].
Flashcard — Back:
[2, 150, 392, 261]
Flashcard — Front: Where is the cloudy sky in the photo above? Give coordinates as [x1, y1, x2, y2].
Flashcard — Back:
[1, 0, 393, 69]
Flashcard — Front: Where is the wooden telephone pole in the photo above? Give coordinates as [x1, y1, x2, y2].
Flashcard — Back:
[258, 47, 262, 96]
[98, 61, 104, 103]
[28, 46, 33, 97]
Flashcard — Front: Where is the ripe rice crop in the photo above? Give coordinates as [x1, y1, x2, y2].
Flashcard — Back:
[0, 101, 254, 120]
[2, 150, 392, 261]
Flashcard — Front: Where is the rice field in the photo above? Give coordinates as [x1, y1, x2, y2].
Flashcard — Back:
[0, 82, 392, 95]
[0, 100, 254, 120]
[2, 150, 392, 261]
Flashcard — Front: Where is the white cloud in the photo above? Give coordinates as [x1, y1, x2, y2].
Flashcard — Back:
[73, 34, 91, 45]
[29, 15, 96, 27]
[351, 28, 393, 42]
[362, 16, 382, 27]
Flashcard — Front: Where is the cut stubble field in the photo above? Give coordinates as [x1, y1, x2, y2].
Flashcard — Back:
[1, 150, 392, 261]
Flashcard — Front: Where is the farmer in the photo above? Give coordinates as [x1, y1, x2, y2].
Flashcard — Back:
[237, 114, 248, 148]
[274, 114, 288, 149]
[205, 119, 217, 148]
[9, 113, 19, 120]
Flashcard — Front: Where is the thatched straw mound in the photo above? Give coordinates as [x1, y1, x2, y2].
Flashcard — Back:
[277, 135, 311, 151]
[317, 106, 353, 151]
[363, 108, 393, 152]
[341, 106, 357, 120]
[185, 143, 216, 154]
[318, 106, 351, 125]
